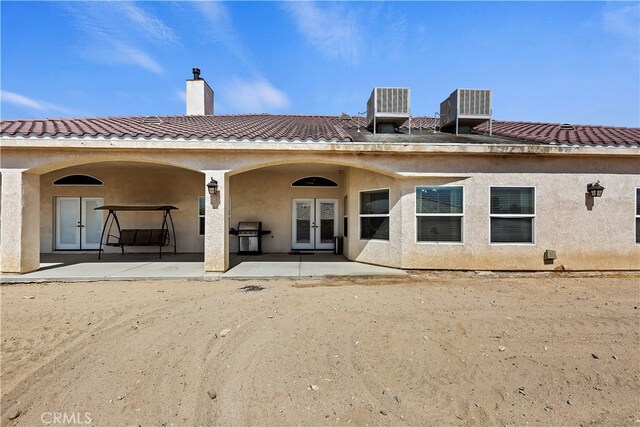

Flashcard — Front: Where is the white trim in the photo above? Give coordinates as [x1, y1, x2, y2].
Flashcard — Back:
[315, 199, 339, 250]
[80, 197, 104, 249]
[53, 174, 104, 186]
[489, 186, 536, 245]
[358, 187, 390, 242]
[415, 184, 465, 245]
[55, 197, 80, 250]
[292, 198, 315, 250]
[343, 195, 348, 238]
[633, 187, 640, 245]
[3, 138, 637, 157]
[291, 198, 338, 250]
[198, 196, 205, 236]
[55, 196, 103, 250]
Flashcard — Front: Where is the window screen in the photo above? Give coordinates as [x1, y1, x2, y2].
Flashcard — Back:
[416, 186, 463, 242]
[490, 187, 535, 243]
[198, 196, 205, 235]
[360, 189, 389, 240]
[636, 189, 640, 244]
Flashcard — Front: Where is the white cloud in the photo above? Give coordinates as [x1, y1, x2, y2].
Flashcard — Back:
[1, 90, 73, 115]
[64, 2, 178, 75]
[192, 2, 252, 68]
[283, 2, 363, 65]
[602, 3, 640, 40]
[110, 41, 164, 75]
[117, 2, 178, 45]
[222, 78, 290, 112]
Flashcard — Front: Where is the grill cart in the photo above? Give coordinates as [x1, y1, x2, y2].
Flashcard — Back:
[231, 221, 271, 255]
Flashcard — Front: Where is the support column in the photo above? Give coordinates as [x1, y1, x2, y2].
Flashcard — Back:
[202, 170, 229, 272]
[1, 170, 40, 273]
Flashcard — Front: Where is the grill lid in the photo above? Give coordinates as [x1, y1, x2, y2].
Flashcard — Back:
[238, 221, 261, 230]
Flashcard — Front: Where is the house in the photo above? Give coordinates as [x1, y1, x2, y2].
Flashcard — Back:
[1, 72, 639, 274]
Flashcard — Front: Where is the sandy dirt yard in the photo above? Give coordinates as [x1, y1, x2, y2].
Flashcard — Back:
[1, 273, 639, 426]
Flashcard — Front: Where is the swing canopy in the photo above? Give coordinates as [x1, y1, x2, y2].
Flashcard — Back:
[95, 205, 178, 212]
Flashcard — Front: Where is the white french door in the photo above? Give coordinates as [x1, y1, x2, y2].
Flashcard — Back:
[291, 198, 338, 250]
[56, 197, 103, 250]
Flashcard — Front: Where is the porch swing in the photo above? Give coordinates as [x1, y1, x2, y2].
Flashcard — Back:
[95, 205, 178, 259]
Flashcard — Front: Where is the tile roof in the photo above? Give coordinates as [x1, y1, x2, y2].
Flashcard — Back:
[473, 121, 640, 146]
[0, 114, 353, 142]
[1, 114, 638, 146]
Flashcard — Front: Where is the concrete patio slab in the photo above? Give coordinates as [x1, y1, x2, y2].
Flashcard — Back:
[221, 261, 301, 278]
[0, 253, 209, 283]
[222, 253, 407, 278]
[107, 262, 205, 278]
[0, 253, 406, 283]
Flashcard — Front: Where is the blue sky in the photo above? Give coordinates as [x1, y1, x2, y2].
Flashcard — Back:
[1, 1, 639, 126]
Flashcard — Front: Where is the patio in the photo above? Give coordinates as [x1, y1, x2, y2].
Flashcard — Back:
[0, 252, 406, 283]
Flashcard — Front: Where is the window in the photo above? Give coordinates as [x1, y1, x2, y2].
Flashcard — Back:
[343, 195, 348, 238]
[490, 187, 535, 243]
[53, 174, 103, 186]
[291, 177, 338, 187]
[198, 196, 205, 235]
[359, 189, 389, 240]
[636, 188, 640, 244]
[416, 186, 463, 243]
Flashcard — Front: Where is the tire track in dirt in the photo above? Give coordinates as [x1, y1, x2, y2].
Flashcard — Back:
[2, 276, 638, 426]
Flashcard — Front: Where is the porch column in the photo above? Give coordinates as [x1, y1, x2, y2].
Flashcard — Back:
[202, 170, 229, 272]
[0, 170, 40, 273]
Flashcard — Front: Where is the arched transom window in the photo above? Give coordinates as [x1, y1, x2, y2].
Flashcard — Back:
[53, 175, 103, 186]
[291, 176, 338, 187]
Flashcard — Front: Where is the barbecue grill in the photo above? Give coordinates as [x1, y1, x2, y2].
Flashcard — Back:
[232, 221, 271, 255]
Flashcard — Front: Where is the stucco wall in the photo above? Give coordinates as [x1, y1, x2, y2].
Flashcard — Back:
[39, 164, 205, 253]
[1, 141, 639, 271]
[229, 168, 344, 253]
[344, 168, 403, 268]
[395, 171, 640, 270]
[392, 157, 640, 270]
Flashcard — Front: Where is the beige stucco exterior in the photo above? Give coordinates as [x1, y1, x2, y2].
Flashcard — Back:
[1, 138, 639, 273]
[38, 163, 205, 254]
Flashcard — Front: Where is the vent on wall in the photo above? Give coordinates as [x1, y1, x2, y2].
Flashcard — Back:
[440, 89, 492, 134]
[366, 87, 411, 133]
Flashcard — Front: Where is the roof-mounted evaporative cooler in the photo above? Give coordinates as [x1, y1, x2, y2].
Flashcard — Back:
[439, 88, 492, 135]
[367, 87, 411, 134]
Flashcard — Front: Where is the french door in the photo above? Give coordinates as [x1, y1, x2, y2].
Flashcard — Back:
[55, 197, 103, 250]
[291, 198, 338, 250]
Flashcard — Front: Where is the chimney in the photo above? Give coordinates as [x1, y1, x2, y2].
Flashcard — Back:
[186, 67, 214, 115]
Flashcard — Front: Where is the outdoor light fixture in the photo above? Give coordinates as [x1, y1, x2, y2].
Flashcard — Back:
[207, 177, 219, 195]
[587, 181, 605, 198]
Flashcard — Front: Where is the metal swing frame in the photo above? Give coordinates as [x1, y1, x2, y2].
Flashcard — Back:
[95, 205, 178, 259]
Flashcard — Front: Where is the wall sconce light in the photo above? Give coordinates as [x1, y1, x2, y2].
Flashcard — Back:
[207, 178, 219, 195]
[587, 181, 604, 198]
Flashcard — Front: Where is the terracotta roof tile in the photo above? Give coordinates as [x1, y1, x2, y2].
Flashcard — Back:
[1, 114, 638, 146]
[0, 114, 353, 142]
[474, 121, 640, 146]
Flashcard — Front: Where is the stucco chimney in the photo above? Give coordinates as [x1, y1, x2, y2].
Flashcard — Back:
[186, 68, 214, 115]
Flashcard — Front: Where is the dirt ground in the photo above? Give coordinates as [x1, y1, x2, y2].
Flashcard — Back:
[1, 272, 639, 426]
